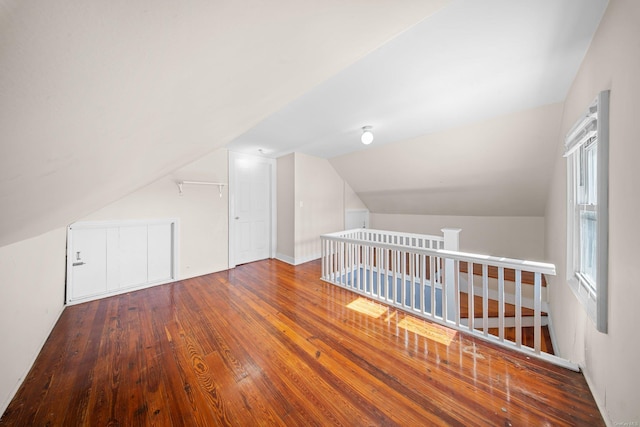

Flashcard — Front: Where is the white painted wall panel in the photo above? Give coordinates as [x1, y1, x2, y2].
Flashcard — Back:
[106, 228, 120, 291]
[148, 223, 173, 283]
[118, 225, 148, 289]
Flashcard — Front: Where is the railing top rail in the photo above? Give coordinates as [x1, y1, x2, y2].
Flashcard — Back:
[321, 233, 556, 276]
[323, 228, 444, 242]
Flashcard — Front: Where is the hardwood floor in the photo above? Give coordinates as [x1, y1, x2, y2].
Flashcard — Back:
[1, 259, 604, 426]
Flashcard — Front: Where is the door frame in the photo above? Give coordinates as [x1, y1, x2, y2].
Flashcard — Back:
[228, 151, 277, 269]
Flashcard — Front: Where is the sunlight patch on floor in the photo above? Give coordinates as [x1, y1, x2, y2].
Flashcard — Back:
[398, 316, 458, 346]
[346, 297, 389, 318]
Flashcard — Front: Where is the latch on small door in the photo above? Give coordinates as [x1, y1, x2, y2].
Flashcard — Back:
[72, 251, 85, 266]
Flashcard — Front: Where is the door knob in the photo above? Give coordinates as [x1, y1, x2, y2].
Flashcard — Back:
[235, 216, 240, 220]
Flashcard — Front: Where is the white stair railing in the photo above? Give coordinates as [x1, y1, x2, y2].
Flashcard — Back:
[320, 228, 576, 370]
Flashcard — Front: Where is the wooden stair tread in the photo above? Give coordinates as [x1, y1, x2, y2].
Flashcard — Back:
[459, 292, 547, 318]
[459, 261, 548, 287]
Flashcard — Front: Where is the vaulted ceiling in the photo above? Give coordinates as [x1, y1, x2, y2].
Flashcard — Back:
[0, 1, 609, 248]
[228, 0, 609, 217]
[0, 0, 448, 247]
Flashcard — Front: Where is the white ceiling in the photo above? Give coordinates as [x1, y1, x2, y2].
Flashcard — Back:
[227, 0, 609, 159]
[0, 0, 448, 248]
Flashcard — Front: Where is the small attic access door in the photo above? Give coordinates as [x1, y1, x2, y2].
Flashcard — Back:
[66, 219, 177, 305]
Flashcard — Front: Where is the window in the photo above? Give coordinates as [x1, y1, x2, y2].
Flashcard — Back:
[564, 90, 609, 333]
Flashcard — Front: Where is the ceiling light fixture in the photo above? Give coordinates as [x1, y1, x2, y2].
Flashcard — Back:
[361, 126, 374, 145]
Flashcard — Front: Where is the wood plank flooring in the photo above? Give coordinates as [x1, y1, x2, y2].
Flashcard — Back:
[1, 259, 604, 426]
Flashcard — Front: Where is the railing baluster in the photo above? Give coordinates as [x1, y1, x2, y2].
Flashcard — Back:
[410, 252, 416, 310]
[353, 242, 357, 288]
[515, 269, 522, 348]
[420, 254, 427, 314]
[441, 256, 447, 323]
[357, 242, 361, 290]
[339, 241, 344, 286]
[482, 264, 489, 336]
[401, 251, 406, 307]
[319, 229, 560, 367]
[348, 241, 351, 286]
[360, 243, 364, 291]
[321, 239, 325, 279]
[384, 248, 389, 302]
[468, 262, 474, 332]
[534, 272, 542, 353]
[454, 259, 460, 327]
[348, 242, 353, 289]
[328, 240, 332, 281]
[498, 267, 505, 342]
[344, 241, 349, 287]
[368, 245, 374, 295]
[430, 255, 436, 318]
[377, 247, 382, 299]
[357, 242, 362, 290]
[390, 249, 395, 303]
[411, 254, 420, 310]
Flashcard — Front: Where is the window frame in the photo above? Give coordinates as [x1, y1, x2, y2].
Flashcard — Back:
[564, 90, 609, 333]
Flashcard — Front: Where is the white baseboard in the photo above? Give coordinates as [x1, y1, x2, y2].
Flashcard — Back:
[546, 312, 560, 360]
[275, 253, 296, 265]
[581, 368, 612, 427]
[275, 253, 320, 266]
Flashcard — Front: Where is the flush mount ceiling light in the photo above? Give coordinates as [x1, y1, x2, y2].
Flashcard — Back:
[361, 126, 374, 145]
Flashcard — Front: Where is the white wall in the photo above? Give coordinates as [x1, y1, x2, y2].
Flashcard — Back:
[0, 149, 229, 415]
[545, 0, 640, 424]
[277, 152, 368, 265]
[276, 154, 295, 263]
[344, 181, 368, 211]
[372, 213, 545, 260]
[330, 103, 563, 217]
[0, 227, 67, 415]
[82, 149, 229, 279]
[0, 1, 443, 250]
[294, 153, 345, 264]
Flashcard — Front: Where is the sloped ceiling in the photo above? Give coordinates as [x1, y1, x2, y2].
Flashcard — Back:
[330, 103, 564, 216]
[228, 0, 609, 216]
[0, 0, 448, 247]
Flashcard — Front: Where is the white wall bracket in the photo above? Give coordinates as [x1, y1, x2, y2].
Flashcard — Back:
[177, 181, 227, 197]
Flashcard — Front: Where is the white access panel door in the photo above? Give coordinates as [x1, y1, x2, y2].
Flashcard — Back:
[69, 228, 108, 299]
[118, 225, 148, 289]
[234, 157, 271, 265]
[67, 219, 177, 305]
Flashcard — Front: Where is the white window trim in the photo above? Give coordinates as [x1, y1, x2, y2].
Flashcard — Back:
[564, 90, 609, 333]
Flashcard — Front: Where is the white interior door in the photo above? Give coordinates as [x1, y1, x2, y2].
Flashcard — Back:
[231, 153, 273, 266]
